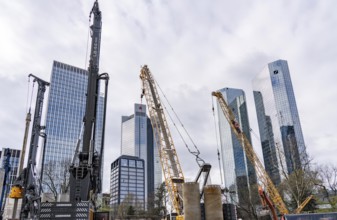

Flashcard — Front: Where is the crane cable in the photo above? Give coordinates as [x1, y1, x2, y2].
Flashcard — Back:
[211, 96, 223, 185]
[84, 17, 91, 70]
[153, 78, 206, 167]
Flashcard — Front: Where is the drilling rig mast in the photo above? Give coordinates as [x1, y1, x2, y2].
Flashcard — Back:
[10, 74, 49, 220]
[69, 0, 109, 205]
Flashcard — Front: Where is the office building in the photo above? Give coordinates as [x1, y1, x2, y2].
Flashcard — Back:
[215, 88, 257, 204]
[110, 155, 145, 213]
[121, 103, 162, 204]
[0, 148, 21, 194]
[41, 61, 105, 193]
[253, 59, 307, 185]
[0, 148, 21, 213]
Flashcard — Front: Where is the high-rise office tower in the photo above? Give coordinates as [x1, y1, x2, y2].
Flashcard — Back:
[110, 155, 145, 213]
[121, 103, 162, 205]
[253, 59, 306, 185]
[41, 61, 105, 194]
[216, 88, 257, 205]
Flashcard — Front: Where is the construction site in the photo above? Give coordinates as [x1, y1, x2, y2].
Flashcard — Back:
[1, 1, 337, 220]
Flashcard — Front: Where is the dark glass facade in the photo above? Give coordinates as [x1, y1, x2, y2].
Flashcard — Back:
[253, 59, 307, 185]
[110, 155, 145, 213]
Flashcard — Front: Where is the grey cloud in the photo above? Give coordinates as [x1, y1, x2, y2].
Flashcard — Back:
[1, 0, 337, 192]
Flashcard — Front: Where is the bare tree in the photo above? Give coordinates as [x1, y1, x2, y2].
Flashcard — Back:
[117, 193, 137, 219]
[276, 142, 318, 211]
[59, 159, 71, 194]
[41, 158, 71, 201]
[316, 163, 337, 209]
[225, 183, 260, 220]
[42, 161, 59, 201]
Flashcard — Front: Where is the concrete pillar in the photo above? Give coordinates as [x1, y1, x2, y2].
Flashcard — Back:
[204, 185, 223, 220]
[183, 182, 201, 220]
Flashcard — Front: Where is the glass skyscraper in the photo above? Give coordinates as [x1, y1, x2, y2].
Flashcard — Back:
[253, 59, 306, 185]
[120, 103, 162, 205]
[216, 88, 257, 204]
[41, 61, 105, 194]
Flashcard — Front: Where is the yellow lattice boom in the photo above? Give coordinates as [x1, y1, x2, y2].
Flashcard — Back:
[140, 65, 185, 215]
[212, 91, 289, 215]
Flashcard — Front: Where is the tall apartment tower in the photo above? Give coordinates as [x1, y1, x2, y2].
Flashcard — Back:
[216, 88, 257, 204]
[253, 59, 306, 185]
[41, 61, 105, 193]
[121, 103, 162, 204]
[110, 155, 145, 214]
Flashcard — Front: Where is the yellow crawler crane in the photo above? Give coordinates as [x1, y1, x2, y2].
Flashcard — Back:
[140, 65, 185, 219]
[213, 91, 314, 218]
[212, 91, 289, 216]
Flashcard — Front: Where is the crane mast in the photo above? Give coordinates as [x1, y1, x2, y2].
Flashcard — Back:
[69, 0, 103, 203]
[19, 74, 49, 219]
[212, 91, 289, 215]
[140, 65, 184, 215]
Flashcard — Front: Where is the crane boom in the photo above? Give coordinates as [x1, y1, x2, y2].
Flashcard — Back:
[294, 195, 313, 214]
[212, 91, 289, 215]
[69, 0, 103, 202]
[140, 65, 184, 215]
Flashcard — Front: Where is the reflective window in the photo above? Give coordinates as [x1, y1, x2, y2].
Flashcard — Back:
[121, 159, 128, 167]
[129, 160, 136, 167]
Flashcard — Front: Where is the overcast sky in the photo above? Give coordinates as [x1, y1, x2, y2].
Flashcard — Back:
[1, 0, 336, 192]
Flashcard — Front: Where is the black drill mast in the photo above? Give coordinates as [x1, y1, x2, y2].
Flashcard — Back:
[69, 0, 107, 203]
[21, 74, 49, 219]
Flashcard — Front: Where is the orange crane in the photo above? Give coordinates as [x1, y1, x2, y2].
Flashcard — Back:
[212, 91, 289, 216]
[258, 186, 278, 220]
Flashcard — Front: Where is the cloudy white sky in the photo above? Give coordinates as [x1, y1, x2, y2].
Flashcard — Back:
[1, 0, 336, 192]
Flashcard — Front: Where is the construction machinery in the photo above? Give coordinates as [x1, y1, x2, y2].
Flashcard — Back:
[8, 74, 49, 219]
[293, 195, 313, 214]
[68, 0, 109, 206]
[140, 65, 211, 219]
[212, 91, 289, 218]
[258, 186, 278, 220]
[38, 2, 108, 219]
[212, 91, 312, 219]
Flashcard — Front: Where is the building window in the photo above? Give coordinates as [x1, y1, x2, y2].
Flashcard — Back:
[129, 160, 136, 167]
[121, 159, 128, 166]
[137, 161, 143, 168]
